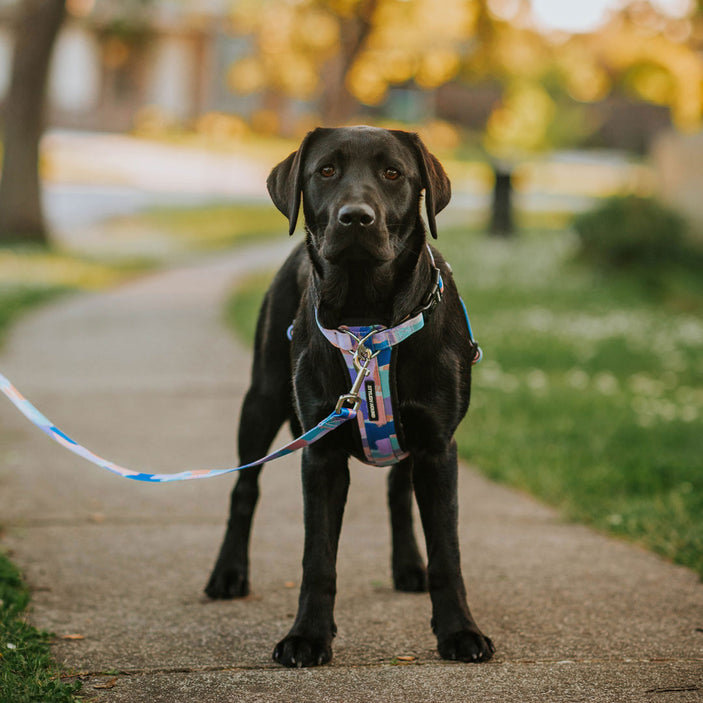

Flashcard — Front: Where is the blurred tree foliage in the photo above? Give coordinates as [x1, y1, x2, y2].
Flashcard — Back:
[228, 0, 703, 144]
[227, 0, 703, 237]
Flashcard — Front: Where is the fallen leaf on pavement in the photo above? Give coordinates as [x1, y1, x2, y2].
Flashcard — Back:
[94, 677, 118, 690]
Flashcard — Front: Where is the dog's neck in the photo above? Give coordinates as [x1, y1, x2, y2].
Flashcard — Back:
[309, 229, 436, 329]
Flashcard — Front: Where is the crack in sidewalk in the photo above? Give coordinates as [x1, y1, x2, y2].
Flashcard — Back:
[62, 656, 703, 682]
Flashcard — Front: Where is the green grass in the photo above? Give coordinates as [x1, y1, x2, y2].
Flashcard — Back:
[224, 227, 703, 577]
[224, 270, 274, 338]
[443, 230, 703, 576]
[109, 202, 284, 251]
[0, 556, 80, 702]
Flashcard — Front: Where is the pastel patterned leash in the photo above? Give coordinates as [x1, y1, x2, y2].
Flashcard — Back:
[0, 371, 356, 483]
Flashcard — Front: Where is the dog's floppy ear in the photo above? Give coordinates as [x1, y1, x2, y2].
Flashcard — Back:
[395, 131, 451, 239]
[266, 129, 318, 236]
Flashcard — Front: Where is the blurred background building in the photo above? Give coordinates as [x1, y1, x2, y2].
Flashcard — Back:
[0, 0, 254, 131]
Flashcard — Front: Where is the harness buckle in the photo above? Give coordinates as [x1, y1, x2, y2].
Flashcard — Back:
[410, 266, 443, 318]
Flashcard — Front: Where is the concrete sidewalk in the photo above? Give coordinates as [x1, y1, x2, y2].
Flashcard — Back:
[0, 241, 701, 702]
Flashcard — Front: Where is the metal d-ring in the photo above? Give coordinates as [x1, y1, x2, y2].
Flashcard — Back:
[351, 329, 380, 372]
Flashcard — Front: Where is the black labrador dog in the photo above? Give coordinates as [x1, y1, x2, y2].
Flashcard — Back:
[206, 125, 494, 667]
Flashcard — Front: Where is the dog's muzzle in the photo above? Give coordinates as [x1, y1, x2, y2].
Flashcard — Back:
[322, 205, 392, 264]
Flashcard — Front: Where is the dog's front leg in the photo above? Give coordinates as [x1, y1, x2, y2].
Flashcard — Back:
[273, 444, 350, 668]
[413, 441, 495, 662]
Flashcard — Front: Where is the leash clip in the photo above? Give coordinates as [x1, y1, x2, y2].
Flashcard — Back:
[335, 332, 378, 413]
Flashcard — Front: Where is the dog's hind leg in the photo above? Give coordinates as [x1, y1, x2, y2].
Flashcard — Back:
[388, 459, 428, 592]
[206, 258, 301, 600]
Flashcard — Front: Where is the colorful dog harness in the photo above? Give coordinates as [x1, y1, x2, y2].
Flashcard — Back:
[316, 316, 421, 466]
[315, 248, 482, 467]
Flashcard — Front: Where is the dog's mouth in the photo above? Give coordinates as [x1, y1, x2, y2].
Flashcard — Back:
[323, 246, 391, 266]
[321, 229, 394, 266]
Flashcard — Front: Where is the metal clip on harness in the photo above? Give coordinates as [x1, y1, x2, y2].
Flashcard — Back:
[334, 330, 380, 414]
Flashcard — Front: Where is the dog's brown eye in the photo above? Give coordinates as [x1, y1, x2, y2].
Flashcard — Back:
[384, 168, 400, 181]
[320, 165, 336, 178]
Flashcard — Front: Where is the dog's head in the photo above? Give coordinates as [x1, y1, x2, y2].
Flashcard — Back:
[267, 126, 450, 266]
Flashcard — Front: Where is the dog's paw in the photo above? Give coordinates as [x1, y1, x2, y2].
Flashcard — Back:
[437, 630, 495, 663]
[393, 563, 428, 593]
[204, 567, 250, 600]
[273, 635, 332, 668]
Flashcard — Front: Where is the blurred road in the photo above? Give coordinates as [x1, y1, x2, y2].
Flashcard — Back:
[44, 183, 225, 233]
[42, 130, 270, 247]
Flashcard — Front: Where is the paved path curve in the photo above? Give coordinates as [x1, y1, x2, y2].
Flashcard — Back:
[1, 242, 702, 702]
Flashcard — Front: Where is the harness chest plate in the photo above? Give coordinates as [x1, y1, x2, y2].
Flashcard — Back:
[336, 326, 408, 467]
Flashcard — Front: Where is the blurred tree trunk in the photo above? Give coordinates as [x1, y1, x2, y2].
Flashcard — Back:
[320, 0, 378, 125]
[0, 0, 66, 245]
[489, 163, 514, 237]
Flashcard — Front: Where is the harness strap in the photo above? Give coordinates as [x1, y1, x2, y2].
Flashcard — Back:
[315, 309, 425, 352]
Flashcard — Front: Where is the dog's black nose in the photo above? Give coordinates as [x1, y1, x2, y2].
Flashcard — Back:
[338, 204, 375, 228]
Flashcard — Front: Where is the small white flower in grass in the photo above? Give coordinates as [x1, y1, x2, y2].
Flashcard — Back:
[632, 397, 657, 426]
[675, 386, 703, 405]
[6, 643, 16, 650]
[677, 319, 703, 345]
[525, 308, 554, 332]
[566, 368, 589, 390]
[500, 374, 520, 393]
[595, 372, 618, 395]
[629, 374, 664, 397]
[679, 406, 699, 423]
[659, 401, 678, 422]
[478, 363, 502, 388]
[526, 369, 548, 393]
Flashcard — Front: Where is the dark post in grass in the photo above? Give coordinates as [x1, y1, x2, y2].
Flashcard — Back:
[489, 163, 514, 237]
